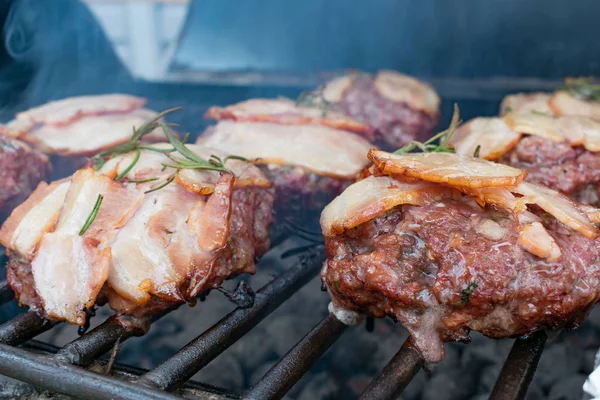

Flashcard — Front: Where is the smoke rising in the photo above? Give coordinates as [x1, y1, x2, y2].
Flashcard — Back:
[0, 0, 134, 120]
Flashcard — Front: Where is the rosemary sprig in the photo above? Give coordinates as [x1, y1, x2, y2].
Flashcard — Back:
[564, 77, 600, 102]
[91, 107, 182, 170]
[144, 172, 178, 194]
[127, 177, 159, 183]
[79, 194, 104, 236]
[394, 104, 461, 154]
[162, 123, 229, 173]
[115, 150, 140, 181]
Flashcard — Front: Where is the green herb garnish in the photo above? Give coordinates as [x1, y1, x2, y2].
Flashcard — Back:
[564, 77, 600, 102]
[127, 177, 159, 183]
[91, 107, 182, 170]
[115, 150, 140, 181]
[394, 103, 461, 154]
[473, 145, 481, 158]
[504, 106, 513, 113]
[144, 172, 178, 194]
[461, 281, 478, 303]
[79, 194, 104, 236]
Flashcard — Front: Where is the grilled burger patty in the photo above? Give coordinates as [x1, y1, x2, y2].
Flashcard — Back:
[499, 135, 600, 205]
[322, 200, 600, 362]
[0, 134, 51, 219]
[320, 150, 600, 363]
[331, 74, 440, 149]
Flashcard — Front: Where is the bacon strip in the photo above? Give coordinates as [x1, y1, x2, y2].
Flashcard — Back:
[15, 94, 146, 128]
[31, 168, 141, 325]
[320, 176, 456, 236]
[373, 70, 440, 115]
[205, 98, 373, 139]
[197, 121, 373, 179]
[449, 117, 522, 160]
[368, 149, 526, 189]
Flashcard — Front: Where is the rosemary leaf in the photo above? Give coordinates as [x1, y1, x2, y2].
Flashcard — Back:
[79, 194, 104, 236]
[145, 173, 178, 194]
[115, 150, 140, 181]
[132, 107, 182, 143]
[127, 177, 159, 183]
[394, 104, 461, 154]
[473, 145, 481, 158]
[137, 145, 176, 153]
[163, 123, 210, 165]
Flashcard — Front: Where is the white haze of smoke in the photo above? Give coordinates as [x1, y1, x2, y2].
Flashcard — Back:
[0, 0, 135, 120]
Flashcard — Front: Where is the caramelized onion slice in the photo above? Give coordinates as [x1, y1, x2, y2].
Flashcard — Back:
[500, 92, 553, 116]
[549, 91, 600, 120]
[198, 121, 372, 179]
[205, 98, 372, 138]
[514, 182, 599, 239]
[373, 70, 440, 115]
[368, 150, 526, 189]
[449, 117, 522, 160]
[320, 175, 456, 236]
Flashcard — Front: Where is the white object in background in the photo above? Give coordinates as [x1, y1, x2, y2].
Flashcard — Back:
[583, 349, 600, 399]
[83, 0, 189, 80]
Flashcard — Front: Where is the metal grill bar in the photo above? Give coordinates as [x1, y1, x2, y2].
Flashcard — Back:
[0, 280, 14, 305]
[243, 313, 347, 400]
[138, 250, 324, 391]
[489, 331, 547, 400]
[56, 316, 141, 366]
[359, 337, 424, 400]
[0, 343, 182, 400]
[0, 311, 57, 345]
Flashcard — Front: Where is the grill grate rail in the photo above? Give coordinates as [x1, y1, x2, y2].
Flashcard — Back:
[0, 244, 545, 400]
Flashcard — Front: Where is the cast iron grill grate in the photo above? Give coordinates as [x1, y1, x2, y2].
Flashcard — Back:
[0, 244, 546, 400]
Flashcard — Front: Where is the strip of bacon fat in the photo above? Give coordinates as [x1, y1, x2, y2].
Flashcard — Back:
[514, 182, 599, 239]
[449, 117, 522, 160]
[368, 149, 526, 189]
[197, 121, 373, 179]
[549, 91, 600, 120]
[499, 93, 553, 116]
[320, 176, 457, 236]
[15, 94, 146, 128]
[373, 70, 440, 115]
[27, 109, 164, 156]
[205, 98, 372, 139]
[0, 180, 70, 260]
[31, 168, 142, 325]
[108, 183, 216, 304]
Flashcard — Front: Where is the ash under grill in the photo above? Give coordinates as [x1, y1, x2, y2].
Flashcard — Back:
[0, 239, 546, 400]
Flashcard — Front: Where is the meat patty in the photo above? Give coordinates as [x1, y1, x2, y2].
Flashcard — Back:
[0, 134, 51, 219]
[260, 164, 351, 213]
[322, 200, 600, 362]
[326, 74, 440, 149]
[499, 136, 600, 205]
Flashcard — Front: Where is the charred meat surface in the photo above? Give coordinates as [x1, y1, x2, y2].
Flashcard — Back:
[0, 134, 51, 220]
[320, 70, 440, 149]
[0, 143, 274, 325]
[321, 151, 600, 363]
